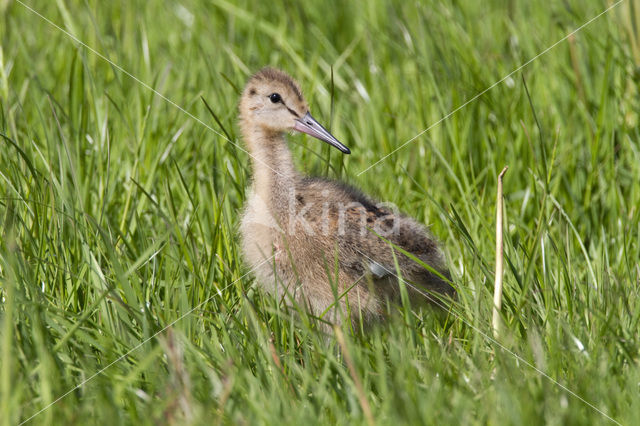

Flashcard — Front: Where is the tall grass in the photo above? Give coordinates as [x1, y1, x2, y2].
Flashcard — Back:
[1, 0, 639, 424]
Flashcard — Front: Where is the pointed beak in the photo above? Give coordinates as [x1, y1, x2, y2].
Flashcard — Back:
[293, 112, 350, 154]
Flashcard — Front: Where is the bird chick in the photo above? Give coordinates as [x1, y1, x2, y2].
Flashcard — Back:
[238, 67, 454, 327]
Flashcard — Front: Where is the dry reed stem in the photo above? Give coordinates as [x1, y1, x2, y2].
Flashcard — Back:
[493, 166, 509, 338]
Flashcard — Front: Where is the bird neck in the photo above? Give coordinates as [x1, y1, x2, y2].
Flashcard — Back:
[243, 125, 298, 206]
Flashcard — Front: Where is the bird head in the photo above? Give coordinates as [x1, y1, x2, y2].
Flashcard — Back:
[239, 67, 350, 154]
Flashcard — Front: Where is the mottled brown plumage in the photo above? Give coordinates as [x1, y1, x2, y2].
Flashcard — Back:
[239, 67, 454, 326]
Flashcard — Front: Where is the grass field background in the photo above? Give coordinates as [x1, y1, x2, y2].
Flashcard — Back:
[1, 0, 639, 424]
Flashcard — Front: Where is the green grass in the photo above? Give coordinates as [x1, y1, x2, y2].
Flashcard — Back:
[1, 0, 639, 424]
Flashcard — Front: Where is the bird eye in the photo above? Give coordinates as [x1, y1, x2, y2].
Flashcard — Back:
[269, 93, 282, 103]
